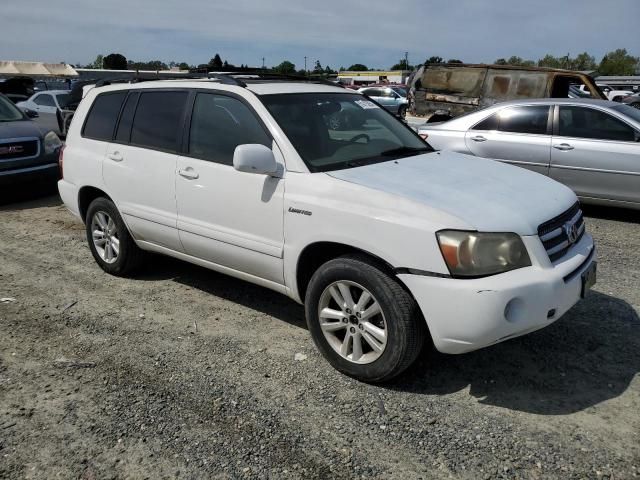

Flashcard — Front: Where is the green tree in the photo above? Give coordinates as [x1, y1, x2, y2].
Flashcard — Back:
[571, 52, 597, 71]
[347, 63, 368, 71]
[209, 54, 223, 70]
[447, 59, 463, 64]
[313, 60, 324, 74]
[273, 60, 296, 74]
[390, 59, 411, 70]
[538, 54, 562, 68]
[494, 58, 508, 65]
[599, 49, 639, 75]
[425, 56, 443, 64]
[178, 62, 190, 70]
[92, 54, 104, 69]
[103, 53, 127, 70]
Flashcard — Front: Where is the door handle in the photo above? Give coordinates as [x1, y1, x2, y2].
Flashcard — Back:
[553, 143, 574, 151]
[178, 168, 199, 180]
[107, 151, 123, 162]
[470, 136, 487, 142]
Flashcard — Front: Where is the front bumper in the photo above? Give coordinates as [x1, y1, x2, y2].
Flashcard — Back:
[0, 162, 59, 186]
[399, 233, 595, 354]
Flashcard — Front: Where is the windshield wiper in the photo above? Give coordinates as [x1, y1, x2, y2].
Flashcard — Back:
[380, 146, 430, 157]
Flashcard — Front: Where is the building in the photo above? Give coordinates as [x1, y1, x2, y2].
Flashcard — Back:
[337, 70, 410, 86]
[594, 75, 640, 91]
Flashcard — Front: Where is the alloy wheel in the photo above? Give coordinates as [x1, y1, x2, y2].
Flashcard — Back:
[91, 211, 119, 264]
[317, 280, 388, 364]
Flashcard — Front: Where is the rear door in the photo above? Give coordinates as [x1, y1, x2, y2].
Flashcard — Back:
[176, 91, 285, 284]
[464, 104, 552, 175]
[102, 89, 188, 252]
[550, 105, 640, 204]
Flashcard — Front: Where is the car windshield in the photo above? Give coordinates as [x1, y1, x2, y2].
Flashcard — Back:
[612, 104, 640, 124]
[56, 93, 72, 108]
[0, 95, 24, 122]
[260, 92, 431, 172]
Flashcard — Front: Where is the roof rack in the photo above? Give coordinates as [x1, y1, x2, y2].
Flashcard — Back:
[91, 71, 343, 89]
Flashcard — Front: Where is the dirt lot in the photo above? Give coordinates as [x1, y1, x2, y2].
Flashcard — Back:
[0, 191, 639, 479]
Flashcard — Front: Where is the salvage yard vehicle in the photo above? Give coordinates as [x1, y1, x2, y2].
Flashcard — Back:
[17, 90, 72, 136]
[418, 99, 640, 210]
[58, 74, 596, 382]
[358, 86, 409, 117]
[0, 93, 62, 187]
[409, 63, 605, 122]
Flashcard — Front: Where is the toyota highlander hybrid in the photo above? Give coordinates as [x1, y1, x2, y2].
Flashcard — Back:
[58, 75, 597, 382]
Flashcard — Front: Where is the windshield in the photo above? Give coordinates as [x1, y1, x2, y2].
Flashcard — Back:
[261, 93, 431, 172]
[612, 104, 640, 124]
[56, 93, 72, 108]
[0, 95, 24, 122]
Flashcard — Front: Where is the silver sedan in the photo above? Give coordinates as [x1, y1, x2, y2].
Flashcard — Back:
[418, 99, 640, 210]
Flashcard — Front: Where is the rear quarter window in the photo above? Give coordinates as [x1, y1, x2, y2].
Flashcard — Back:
[82, 92, 127, 141]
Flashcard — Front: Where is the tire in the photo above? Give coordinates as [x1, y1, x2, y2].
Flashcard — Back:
[305, 254, 426, 382]
[85, 197, 144, 276]
[398, 105, 407, 119]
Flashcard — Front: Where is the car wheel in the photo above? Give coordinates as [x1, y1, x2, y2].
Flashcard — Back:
[86, 197, 143, 276]
[632, 102, 640, 110]
[398, 105, 407, 119]
[305, 254, 426, 382]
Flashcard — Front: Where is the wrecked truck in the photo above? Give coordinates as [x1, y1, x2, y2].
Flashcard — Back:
[408, 63, 605, 122]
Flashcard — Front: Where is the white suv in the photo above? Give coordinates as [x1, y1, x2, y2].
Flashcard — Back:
[58, 75, 597, 382]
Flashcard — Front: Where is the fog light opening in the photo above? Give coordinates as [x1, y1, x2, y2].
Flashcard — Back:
[547, 309, 556, 319]
[504, 297, 525, 323]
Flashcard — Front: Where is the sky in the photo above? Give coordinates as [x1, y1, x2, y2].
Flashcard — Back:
[1, 0, 638, 70]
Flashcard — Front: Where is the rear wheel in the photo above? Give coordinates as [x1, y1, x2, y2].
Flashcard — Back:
[305, 254, 425, 382]
[86, 197, 143, 276]
[398, 105, 407, 119]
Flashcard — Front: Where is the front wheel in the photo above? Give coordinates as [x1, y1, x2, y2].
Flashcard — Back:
[305, 254, 426, 382]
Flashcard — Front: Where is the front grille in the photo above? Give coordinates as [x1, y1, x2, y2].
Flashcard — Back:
[0, 139, 39, 161]
[538, 202, 585, 262]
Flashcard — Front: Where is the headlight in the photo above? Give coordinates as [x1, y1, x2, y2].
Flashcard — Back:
[44, 131, 62, 155]
[436, 230, 531, 278]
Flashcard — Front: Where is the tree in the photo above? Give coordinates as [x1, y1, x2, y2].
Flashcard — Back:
[178, 62, 190, 70]
[347, 63, 368, 71]
[208, 54, 223, 70]
[599, 49, 639, 76]
[92, 54, 104, 69]
[571, 52, 597, 71]
[273, 60, 296, 74]
[313, 60, 323, 74]
[447, 59, 463, 64]
[103, 53, 127, 70]
[538, 54, 562, 69]
[425, 56, 443, 64]
[494, 58, 508, 65]
[390, 59, 411, 70]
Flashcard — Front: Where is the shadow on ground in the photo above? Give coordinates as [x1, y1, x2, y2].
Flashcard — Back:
[141, 255, 639, 416]
[583, 204, 640, 224]
[0, 188, 61, 210]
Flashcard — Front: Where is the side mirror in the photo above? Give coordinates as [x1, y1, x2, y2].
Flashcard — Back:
[233, 144, 278, 175]
[24, 108, 39, 118]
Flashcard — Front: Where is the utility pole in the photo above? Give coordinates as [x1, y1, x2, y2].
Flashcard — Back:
[262, 57, 265, 69]
[404, 51, 409, 70]
[304, 56, 307, 76]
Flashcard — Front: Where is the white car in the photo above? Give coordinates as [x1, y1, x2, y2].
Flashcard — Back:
[58, 75, 596, 382]
[16, 90, 71, 136]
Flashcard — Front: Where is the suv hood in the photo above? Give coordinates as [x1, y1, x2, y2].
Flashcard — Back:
[327, 151, 577, 235]
[0, 119, 45, 139]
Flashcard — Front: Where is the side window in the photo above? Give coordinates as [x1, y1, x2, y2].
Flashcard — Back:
[496, 106, 550, 134]
[114, 92, 139, 143]
[558, 106, 637, 142]
[188, 93, 271, 166]
[82, 92, 127, 141]
[34, 94, 56, 107]
[381, 89, 395, 98]
[472, 113, 499, 131]
[130, 91, 188, 152]
[364, 89, 382, 97]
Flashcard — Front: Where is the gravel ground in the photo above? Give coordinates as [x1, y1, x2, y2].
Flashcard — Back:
[0, 190, 638, 479]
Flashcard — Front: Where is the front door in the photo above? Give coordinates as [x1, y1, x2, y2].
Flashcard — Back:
[465, 104, 552, 176]
[550, 105, 640, 204]
[176, 92, 285, 284]
[102, 89, 188, 252]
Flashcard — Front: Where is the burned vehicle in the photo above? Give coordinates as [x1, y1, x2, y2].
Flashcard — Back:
[409, 64, 606, 122]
